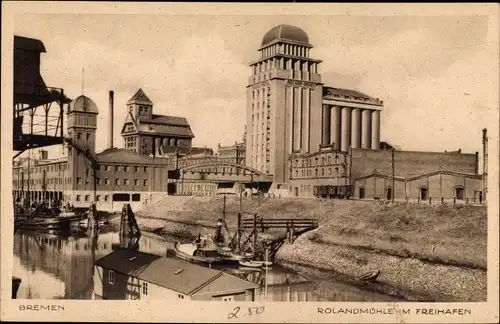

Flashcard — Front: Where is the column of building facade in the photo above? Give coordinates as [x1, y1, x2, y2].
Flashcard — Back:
[371, 110, 380, 150]
[340, 107, 352, 152]
[293, 87, 301, 152]
[303, 89, 310, 152]
[361, 109, 372, 149]
[321, 104, 331, 146]
[330, 106, 341, 150]
[287, 86, 294, 154]
[351, 108, 362, 149]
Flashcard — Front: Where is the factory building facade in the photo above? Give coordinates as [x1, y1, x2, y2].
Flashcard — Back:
[245, 24, 486, 201]
[12, 27, 487, 206]
[13, 95, 169, 212]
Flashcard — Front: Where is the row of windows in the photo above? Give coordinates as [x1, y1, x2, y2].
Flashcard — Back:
[183, 184, 215, 192]
[101, 165, 148, 172]
[252, 101, 271, 114]
[293, 154, 344, 167]
[76, 193, 142, 202]
[218, 152, 245, 158]
[252, 58, 318, 81]
[14, 177, 69, 186]
[76, 132, 92, 141]
[76, 177, 149, 186]
[252, 87, 271, 99]
[293, 166, 345, 178]
[16, 163, 68, 174]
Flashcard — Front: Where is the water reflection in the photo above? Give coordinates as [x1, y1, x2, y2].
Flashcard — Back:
[13, 228, 399, 301]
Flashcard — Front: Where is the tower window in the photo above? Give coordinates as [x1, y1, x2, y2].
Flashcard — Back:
[86, 133, 91, 140]
[77, 133, 82, 140]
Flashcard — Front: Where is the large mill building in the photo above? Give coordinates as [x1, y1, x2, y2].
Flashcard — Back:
[245, 24, 485, 202]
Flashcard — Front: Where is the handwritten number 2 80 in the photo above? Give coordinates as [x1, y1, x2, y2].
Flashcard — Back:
[228, 306, 265, 319]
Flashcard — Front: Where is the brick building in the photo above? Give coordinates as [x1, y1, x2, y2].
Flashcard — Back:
[121, 89, 208, 156]
[12, 95, 169, 212]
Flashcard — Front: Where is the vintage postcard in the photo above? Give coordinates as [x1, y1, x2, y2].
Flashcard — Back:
[1, 2, 499, 323]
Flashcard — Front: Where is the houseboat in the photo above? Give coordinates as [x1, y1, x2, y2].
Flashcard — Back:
[93, 248, 258, 301]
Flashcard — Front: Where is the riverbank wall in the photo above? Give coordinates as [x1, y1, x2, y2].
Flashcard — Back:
[111, 196, 487, 302]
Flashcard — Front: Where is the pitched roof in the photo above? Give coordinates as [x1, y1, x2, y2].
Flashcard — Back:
[323, 87, 374, 100]
[407, 170, 481, 181]
[127, 88, 153, 105]
[137, 123, 194, 138]
[356, 170, 481, 182]
[96, 148, 167, 165]
[191, 272, 259, 296]
[161, 145, 213, 156]
[95, 249, 257, 295]
[139, 115, 190, 127]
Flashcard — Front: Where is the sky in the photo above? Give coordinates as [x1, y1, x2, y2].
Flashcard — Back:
[13, 13, 496, 158]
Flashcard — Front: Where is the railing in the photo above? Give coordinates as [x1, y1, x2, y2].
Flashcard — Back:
[240, 218, 318, 230]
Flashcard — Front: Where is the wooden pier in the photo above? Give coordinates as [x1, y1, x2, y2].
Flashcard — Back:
[229, 214, 318, 261]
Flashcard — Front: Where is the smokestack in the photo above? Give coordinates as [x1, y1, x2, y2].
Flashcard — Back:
[108, 90, 114, 149]
[482, 128, 488, 201]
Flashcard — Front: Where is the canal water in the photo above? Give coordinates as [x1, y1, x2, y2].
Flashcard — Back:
[12, 227, 401, 301]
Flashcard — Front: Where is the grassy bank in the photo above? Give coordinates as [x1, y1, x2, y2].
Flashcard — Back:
[137, 196, 487, 269]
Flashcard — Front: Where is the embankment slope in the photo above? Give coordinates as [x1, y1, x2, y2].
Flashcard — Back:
[134, 196, 486, 301]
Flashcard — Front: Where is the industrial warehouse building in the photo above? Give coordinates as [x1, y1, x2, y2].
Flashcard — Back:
[12, 26, 488, 208]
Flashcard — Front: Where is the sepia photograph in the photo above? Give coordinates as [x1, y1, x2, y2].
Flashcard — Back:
[1, 2, 499, 323]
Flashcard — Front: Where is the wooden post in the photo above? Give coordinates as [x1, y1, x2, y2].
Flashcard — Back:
[391, 149, 395, 203]
[237, 213, 241, 253]
[223, 195, 226, 222]
[239, 186, 243, 213]
[253, 213, 257, 255]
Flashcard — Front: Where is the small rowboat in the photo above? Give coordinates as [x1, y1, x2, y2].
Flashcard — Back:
[217, 247, 252, 262]
[357, 270, 380, 282]
[174, 242, 224, 265]
[239, 260, 274, 268]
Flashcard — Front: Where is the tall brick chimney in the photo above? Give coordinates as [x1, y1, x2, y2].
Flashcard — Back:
[108, 90, 114, 149]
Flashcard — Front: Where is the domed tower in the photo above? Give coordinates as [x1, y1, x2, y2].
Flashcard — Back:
[66, 95, 99, 203]
[246, 24, 323, 187]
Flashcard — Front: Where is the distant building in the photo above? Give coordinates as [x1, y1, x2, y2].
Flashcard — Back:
[290, 147, 481, 200]
[217, 142, 246, 165]
[353, 170, 483, 203]
[12, 95, 169, 212]
[93, 249, 258, 301]
[121, 88, 208, 157]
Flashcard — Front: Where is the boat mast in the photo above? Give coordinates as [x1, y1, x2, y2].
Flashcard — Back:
[265, 248, 268, 300]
